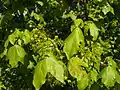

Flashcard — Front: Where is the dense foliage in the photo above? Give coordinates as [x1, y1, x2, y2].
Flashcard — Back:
[1, 0, 120, 90]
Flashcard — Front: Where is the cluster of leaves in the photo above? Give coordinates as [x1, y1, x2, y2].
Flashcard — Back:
[1, 0, 120, 90]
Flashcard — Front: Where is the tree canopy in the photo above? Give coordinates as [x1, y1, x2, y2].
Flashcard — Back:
[1, 0, 120, 90]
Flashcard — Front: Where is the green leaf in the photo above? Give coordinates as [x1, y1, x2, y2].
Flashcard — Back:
[77, 73, 89, 90]
[101, 57, 120, 85]
[27, 61, 34, 69]
[4, 29, 22, 47]
[74, 19, 84, 28]
[115, 70, 120, 84]
[4, 39, 9, 48]
[68, 57, 88, 90]
[33, 56, 64, 90]
[100, 66, 116, 87]
[36, 1, 43, 6]
[68, 57, 88, 79]
[18, 39, 22, 46]
[46, 57, 64, 83]
[102, 2, 114, 15]
[106, 57, 117, 69]
[9, 29, 22, 45]
[22, 29, 31, 44]
[71, 19, 84, 32]
[85, 21, 99, 40]
[31, 13, 44, 22]
[33, 60, 47, 90]
[63, 28, 84, 60]
[0, 81, 6, 89]
[90, 69, 98, 83]
[7, 45, 26, 67]
[0, 48, 7, 58]
[8, 34, 16, 45]
[62, 11, 76, 20]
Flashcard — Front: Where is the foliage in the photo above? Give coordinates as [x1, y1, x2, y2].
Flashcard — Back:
[1, 0, 120, 90]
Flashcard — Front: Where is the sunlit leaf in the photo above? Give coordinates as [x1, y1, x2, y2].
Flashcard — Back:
[115, 70, 120, 84]
[106, 57, 117, 69]
[90, 68, 98, 83]
[63, 28, 84, 60]
[33, 60, 47, 90]
[0, 81, 6, 89]
[68, 57, 88, 89]
[27, 61, 34, 69]
[4, 29, 22, 47]
[46, 57, 64, 83]
[101, 66, 116, 87]
[7, 45, 26, 67]
[68, 57, 88, 79]
[85, 21, 99, 40]
[22, 29, 31, 44]
[62, 11, 76, 20]
[33, 56, 64, 90]
[8, 29, 21, 45]
[77, 73, 89, 90]
[74, 19, 84, 28]
[36, 1, 43, 6]
[31, 13, 44, 22]
[102, 2, 114, 15]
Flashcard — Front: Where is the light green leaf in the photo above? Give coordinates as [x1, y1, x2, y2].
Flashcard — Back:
[7, 45, 26, 67]
[106, 57, 117, 69]
[18, 39, 22, 46]
[90, 69, 98, 82]
[101, 57, 120, 87]
[31, 13, 39, 21]
[0, 48, 7, 58]
[68, 57, 88, 90]
[71, 19, 84, 32]
[31, 13, 44, 22]
[77, 73, 89, 90]
[23, 8, 28, 16]
[101, 66, 116, 87]
[62, 11, 76, 20]
[102, 2, 114, 15]
[36, 1, 43, 6]
[46, 57, 64, 83]
[68, 57, 88, 79]
[33, 60, 47, 90]
[74, 19, 84, 28]
[33, 56, 64, 90]
[22, 29, 31, 44]
[70, 25, 76, 32]
[4, 29, 22, 46]
[27, 61, 34, 69]
[8, 34, 16, 45]
[4, 39, 9, 48]
[0, 81, 6, 89]
[63, 28, 84, 60]
[115, 70, 120, 84]
[9, 29, 22, 45]
[86, 21, 99, 40]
